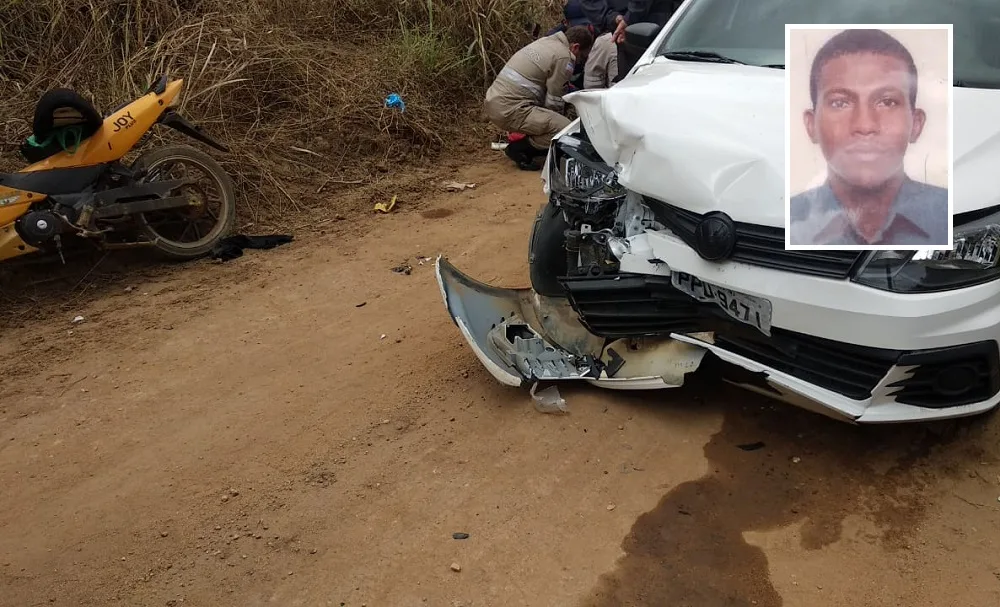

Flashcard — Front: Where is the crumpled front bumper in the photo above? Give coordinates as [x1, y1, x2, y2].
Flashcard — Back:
[435, 256, 707, 391]
[436, 256, 1000, 424]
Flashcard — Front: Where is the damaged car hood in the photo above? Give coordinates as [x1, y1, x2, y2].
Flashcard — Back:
[567, 60, 1000, 226]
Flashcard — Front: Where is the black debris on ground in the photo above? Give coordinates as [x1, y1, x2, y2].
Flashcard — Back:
[210, 234, 294, 262]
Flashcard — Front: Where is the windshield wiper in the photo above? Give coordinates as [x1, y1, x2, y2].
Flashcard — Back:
[954, 79, 1000, 89]
[658, 50, 745, 65]
[761, 64, 785, 69]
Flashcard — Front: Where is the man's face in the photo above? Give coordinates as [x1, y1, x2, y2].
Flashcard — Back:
[804, 52, 926, 190]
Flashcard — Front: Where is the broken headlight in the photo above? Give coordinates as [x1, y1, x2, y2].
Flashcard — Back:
[853, 209, 1000, 293]
[548, 134, 625, 202]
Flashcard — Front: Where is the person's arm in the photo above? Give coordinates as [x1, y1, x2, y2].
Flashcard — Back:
[614, 0, 664, 42]
[607, 45, 619, 85]
[543, 55, 574, 112]
[579, 0, 619, 32]
[583, 58, 604, 90]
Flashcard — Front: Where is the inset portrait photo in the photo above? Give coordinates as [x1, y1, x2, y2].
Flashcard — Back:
[784, 24, 954, 250]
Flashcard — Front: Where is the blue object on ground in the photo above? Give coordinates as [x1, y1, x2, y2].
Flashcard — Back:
[385, 93, 406, 113]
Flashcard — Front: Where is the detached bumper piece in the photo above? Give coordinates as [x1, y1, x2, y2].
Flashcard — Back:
[436, 258, 707, 389]
[488, 316, 603, 383]
[436, 257, 602, 386]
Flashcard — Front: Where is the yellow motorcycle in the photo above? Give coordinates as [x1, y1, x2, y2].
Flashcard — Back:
[0, 74, 236, 264]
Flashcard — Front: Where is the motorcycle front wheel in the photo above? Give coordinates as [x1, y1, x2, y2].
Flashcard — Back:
[132, 145, 237, 260]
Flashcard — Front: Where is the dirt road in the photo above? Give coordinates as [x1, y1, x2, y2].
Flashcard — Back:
[2, 158, 1000, 606]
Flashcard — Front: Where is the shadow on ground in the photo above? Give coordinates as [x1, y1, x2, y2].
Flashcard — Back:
[0, 245, 178, 328]
[571, 368, 998, 607]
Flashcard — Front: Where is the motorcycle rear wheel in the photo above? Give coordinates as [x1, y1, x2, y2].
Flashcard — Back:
[133, 145, 236, 260]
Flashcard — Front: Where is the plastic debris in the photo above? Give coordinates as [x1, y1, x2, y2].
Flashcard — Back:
[385, 93, 406, 112]
[530, 382, 569, 415]
[491, 142, 509, 151]
[374, 194, 398, 213]
[442, 181, 476, 192]
[290, 145, 321, 157]
[72, 315, 85, 324]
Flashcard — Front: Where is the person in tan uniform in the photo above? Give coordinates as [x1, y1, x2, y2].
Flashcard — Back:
[485, 25, 594, 169]
[584, 32, 618, 89]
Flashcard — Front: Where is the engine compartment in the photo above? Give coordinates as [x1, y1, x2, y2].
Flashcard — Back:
[534, 126, 665, 291]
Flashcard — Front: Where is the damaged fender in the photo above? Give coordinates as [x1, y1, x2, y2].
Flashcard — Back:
[435, 256, 707, 389]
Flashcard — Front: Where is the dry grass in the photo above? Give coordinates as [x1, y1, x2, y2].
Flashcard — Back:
[0, 0, 560, 222]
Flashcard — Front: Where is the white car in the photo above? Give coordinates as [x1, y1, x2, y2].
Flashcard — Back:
[437, 0, 1000, 424]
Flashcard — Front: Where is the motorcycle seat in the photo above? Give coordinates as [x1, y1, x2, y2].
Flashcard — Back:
[20, 88, 104, 164]
[0, 164, 105, 196]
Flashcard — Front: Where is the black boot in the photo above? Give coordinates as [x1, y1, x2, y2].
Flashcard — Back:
[505, 137, 548, 171]
[523, 142, 549, 170]
[504, 137, 536, 170]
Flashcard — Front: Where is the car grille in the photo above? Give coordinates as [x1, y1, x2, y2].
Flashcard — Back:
[711, 333, 898, 401]
[558, 274, 703, 336]
[643, 197, 865, 279]
[560, 273, 900, 400]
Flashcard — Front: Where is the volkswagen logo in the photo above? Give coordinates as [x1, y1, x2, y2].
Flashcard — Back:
[693, 212, 737, 261]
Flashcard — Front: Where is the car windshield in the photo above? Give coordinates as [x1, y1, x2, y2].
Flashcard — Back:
[655, 0, 1000, 88]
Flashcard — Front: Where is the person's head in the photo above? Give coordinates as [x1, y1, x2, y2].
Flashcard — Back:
[565, 25, 594, 61]
[803, 28, 926, 191]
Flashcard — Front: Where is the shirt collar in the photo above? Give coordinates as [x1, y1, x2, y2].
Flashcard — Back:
[809, 176, 931, 246]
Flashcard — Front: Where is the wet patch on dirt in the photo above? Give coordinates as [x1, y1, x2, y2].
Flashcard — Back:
[581, 379, 990, 607]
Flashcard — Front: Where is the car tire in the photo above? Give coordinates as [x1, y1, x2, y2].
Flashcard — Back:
[528, 200, 570, 297]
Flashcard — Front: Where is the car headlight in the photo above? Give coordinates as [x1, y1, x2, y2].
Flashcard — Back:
[852, 209, 1000, 293]
[547, 133, 626, 202]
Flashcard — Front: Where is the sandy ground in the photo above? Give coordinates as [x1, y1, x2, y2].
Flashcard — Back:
[2, 158, 1000, 607]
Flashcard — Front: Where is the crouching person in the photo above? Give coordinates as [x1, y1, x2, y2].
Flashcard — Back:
[584, 32, 618, 89]
[485, 25, 594, 170]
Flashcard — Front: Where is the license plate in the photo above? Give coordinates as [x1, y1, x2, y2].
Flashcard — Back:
[671, 271, 773, 335]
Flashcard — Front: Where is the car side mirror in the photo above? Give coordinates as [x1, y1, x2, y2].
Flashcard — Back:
[624, 22, 662, 51]
[616, 22, 663, 82]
